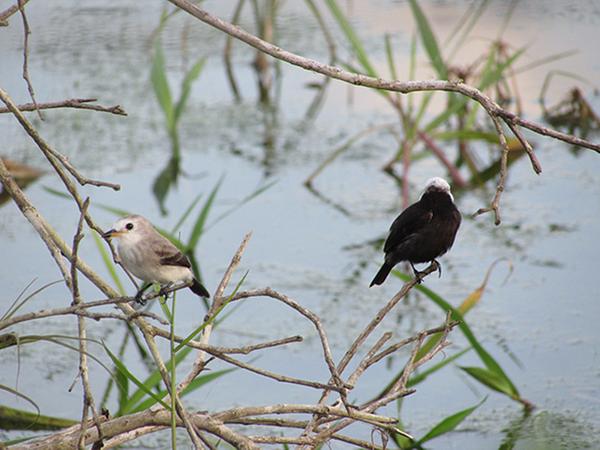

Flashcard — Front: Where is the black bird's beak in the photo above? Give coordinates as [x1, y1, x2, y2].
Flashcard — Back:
[102, 229, 117, 239]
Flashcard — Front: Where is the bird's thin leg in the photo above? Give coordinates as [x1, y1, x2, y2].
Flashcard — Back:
[410, 262, 424, 284]
[135, 282, 153, 305]
[158, 282, 174, 298]
[433, 259, 442, 278]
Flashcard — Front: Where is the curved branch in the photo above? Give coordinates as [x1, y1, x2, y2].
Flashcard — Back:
[166, 0, 600, 154]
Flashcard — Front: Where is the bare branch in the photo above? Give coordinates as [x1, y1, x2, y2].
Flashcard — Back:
[0, 98, 127, 116]
[0, 88, 121, 191]
[166, 0, 600, 153]
[0, 0, 30, 26]
[17, 0, 42, 120]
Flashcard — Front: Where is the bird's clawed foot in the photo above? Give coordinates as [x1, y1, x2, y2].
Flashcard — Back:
[134, 282, 153, 305]
[410, 263, 425, 284]
[433, 259, 442, 278]
[157, 286, 171, 298]
[410, 261, 443, 283]
[134, 290, 147, 306]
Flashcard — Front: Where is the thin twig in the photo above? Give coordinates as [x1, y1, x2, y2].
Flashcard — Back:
[178, 232, 253, 392]
[17, 0, 42, 120]
[300, 263, 439, 441]
[0, 88, 121, 191]
[474, 115, 510, 224]
[0, 98, 127, 116]
[166, 0, 600, 150]
[70, 198, 104, 449]
[0, 0, 30, 25]
[225, 287, 346, 391]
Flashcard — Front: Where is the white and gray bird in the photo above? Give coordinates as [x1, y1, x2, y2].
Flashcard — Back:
[103, 215, 210, 302]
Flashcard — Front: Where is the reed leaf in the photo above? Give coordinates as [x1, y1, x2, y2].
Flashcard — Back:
[174, 59, 205, 122]
[393, 271, 520, 399]
[408, 0, 447, 79]
[2, 279, 61, 321]
[415, 397, 486, 445]
[151, 39, 174, 132]
[118, 344, 193, 416]
[0, 403, 77, 431]
[129, 368, 235, 413]
[184, 176, 223, 252]
[461, 366, 518, 398]
[175, 271, 248, 352]
[93, 231, 126, 295]
[103, 342, 170, 411]
[324, 0, 378, 77]
[171, 193, 203, 235]
[407, 347, 471, 388]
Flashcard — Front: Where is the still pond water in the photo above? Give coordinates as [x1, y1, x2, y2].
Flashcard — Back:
[1, 1, 600, 448]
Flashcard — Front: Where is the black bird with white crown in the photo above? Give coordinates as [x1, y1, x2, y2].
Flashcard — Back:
[370, 177, 461, 286]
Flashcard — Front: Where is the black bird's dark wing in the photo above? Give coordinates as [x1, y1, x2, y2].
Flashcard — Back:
[157, 248, 192, 268]
[384, 202, 433, 253]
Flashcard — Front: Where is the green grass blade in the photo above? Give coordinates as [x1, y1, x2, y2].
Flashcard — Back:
[393, 271, 520, 398]
[408, 0, 447, 79]
[115, 364, 130, 414]
[186, 176, 224, 251]
[0, 403, 77, 431]
[151, 40, 174, 131]
[0, 385, 40, 420]
[2, 279, 62, 321]
[129, 368, 235, 413]
[174, 58, 205, 122]
[119, 345, 193, 416]
[103, 342, 170, 411]
[324, 0, 378, 77]
[515, 50, 579, 75]
[416, 397, 486, 444]
[408, 347, 470, 388]
[478, 46, 526, 91]
[384, 34, 399, 81]
[204, 179, 276, 232]
[43, 186, 131, 217]
[447, 0, 489, 59]
[460, 366, 518, 398]
[152, 154, 181, 216]
[432, 130, 500, 144]
[171, 193, 203, 235]
[424, 45, 526, 133]
[407, 32, 417, 117]
[175, 271, 248, 353]
[92, 231, 126, 295]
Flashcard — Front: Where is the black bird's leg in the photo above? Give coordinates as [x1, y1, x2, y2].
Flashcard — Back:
[433, 259, 442, 278]
[135, 282, 153, 305]
[409, 262, 425, 284]
[158, 282, 175, 298]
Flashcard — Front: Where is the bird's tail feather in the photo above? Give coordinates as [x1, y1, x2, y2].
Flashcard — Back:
[190, 279, 210, 298]
[370, 263, 393, 287]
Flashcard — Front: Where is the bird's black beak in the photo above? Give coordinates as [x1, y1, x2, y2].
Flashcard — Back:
[102, 229, 117, 239]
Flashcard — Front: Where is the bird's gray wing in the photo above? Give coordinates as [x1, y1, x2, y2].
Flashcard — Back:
[150, 235, 192, 268]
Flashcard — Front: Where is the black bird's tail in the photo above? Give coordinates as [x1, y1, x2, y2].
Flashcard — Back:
[370, 263, 393, 287]
[190, 278, 210, 298]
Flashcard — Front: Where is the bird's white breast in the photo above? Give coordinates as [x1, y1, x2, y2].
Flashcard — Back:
[117, 239, 193, 285]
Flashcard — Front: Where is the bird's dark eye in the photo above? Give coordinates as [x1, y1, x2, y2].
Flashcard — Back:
[126, 223, 134, 230]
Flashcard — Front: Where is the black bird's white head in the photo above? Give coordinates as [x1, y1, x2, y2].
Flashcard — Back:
[422, 177, 453, 202]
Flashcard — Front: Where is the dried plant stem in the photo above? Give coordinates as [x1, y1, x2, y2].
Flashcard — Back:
[0, 98, 127, 116]
[0, 88, 121, 191]
[17, 0, 42, 120]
